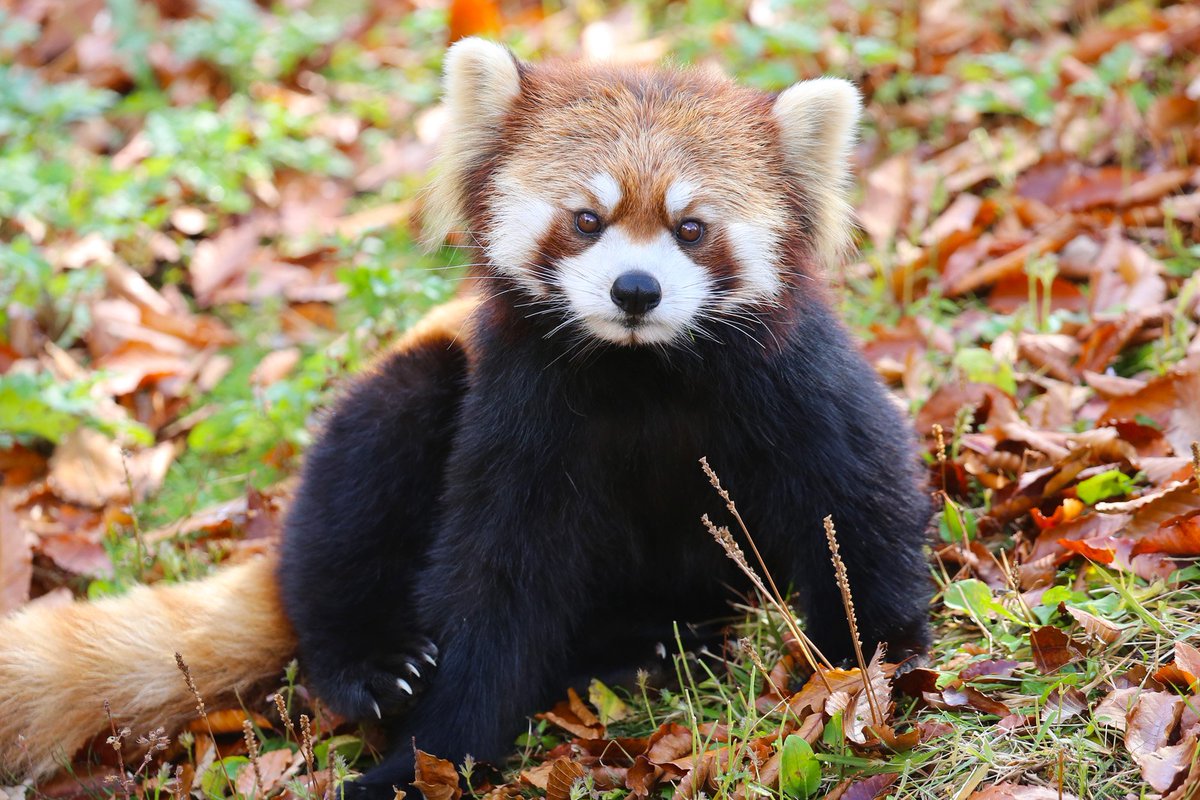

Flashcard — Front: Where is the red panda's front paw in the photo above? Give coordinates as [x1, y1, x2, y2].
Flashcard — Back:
[306, 638, 438, 721]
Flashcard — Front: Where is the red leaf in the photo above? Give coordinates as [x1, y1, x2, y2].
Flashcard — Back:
[1132, 512, 1200, 557]
[1056, 537, 1116, 564]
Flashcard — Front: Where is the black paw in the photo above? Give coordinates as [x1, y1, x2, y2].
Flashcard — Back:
[340, 776, 404, 800]
[309, 638, 439, 721]
[341, 750, 417, 800]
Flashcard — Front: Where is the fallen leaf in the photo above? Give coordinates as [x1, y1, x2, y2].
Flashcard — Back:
[960, 659, 1019, 681]
[1065, 606, 1121, 644]
[47, 426, 128, 508]
[1136, 734, 1197, 793]
[545, 758, 586, 800]
[1126, 692, 1184, 758]
[970, 784, 1081, 799]
[1029, 626, 1085, 673]
[0, 489, 33, 615]
[1133, 511, 1200, 556]
[411, 749, 462, 800]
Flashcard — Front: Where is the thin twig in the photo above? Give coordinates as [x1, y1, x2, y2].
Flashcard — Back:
[176, 652, 238, 799]
[822, 516, 883, 726]
[700, 458, 834, 685]
[300, 714, 320, 799]
[119, 449, 148, 580]
[243, 718, 264, 798]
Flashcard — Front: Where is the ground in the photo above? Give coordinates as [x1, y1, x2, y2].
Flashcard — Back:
[2, 0, 1200, 798]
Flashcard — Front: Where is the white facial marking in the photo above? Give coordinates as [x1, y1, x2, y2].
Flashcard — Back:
[557, 227, 711, 345]
[486, 176, 556, 295]
[586, 172, 622, 214]
[725, 221, 782, 302]
[664, 180, 697, 218]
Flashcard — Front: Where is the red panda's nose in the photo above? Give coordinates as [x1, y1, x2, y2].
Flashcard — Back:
[610, 271, 662, 315]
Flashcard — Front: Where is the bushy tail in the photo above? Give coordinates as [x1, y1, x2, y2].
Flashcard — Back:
[0, 556, 296, 782]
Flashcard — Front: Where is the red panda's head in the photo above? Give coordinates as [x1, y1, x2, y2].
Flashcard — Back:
[423, 39, 860, 347]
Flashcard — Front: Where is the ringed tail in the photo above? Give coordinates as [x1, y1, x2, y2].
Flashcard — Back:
[0, 555, 295, 782]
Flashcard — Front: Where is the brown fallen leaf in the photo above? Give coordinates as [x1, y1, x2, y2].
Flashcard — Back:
[47, 427, 127, 508]
[1042, 687, 1088, 724]
[1133, 511, 1200, 557]
[1136, 734, 1197, 793]
[235, 747, 296, 796]
[826, 772, 898, 800]
[545, 758, 586, 800]
[944, 215, 1077, 296]
[538, 687, 605, 740]
[411, 749, 462, 800]
[970, 784, 1081, 799]
[646, 722, 693, 767]
[1065, 606, 1121, 644]
[624, 755, 661, 799]
[1029, 626, 1086, 673]
[960, 659, 1019, 681]
[0, 489, 33, 615]
[250, 348, 302, 388]
[1126, 692, 1184, 758]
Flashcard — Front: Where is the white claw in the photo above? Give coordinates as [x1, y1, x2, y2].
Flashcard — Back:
[406, 662, 421, 678]
[397, 678, 413, 695]
[421, 652, 437, 667]
[371, 700, 382, 719]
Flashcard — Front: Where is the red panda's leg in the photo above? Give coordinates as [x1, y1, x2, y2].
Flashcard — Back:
[344, 430, 598, 796]
[279, 310, 472, 722]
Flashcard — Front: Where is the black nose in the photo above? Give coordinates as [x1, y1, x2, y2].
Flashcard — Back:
[610, 271, 662, 315]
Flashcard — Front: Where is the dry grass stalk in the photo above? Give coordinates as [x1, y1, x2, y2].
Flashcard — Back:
[325, 741, 337, 800]
[134, 728, 170, 782]
[243, 718, 264, 798]
[822, 515, 883, 727]
[1192, 442, 1199, 491]
[699, 457, 833, 691]
[701, 513, 831, 693]
[103, 699, 134, 799]
[300, 713, 320, 799]
[934, 423, 948, 492]
[738, 637, 783, 697]
[175, 652, 237, 798]
[169, 764, 186, 800]
[273, 692, 297, 741]
[118, 448, 149, 580]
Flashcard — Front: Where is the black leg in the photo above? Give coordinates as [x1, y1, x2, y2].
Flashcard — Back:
[279, 339, 467, 720]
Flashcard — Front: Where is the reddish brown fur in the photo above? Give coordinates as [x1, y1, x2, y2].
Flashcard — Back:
[467, 61, 814, 281]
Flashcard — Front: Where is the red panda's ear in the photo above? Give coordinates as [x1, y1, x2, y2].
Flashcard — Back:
[422, 38, 523, 249]
[771, 78, 862, 269]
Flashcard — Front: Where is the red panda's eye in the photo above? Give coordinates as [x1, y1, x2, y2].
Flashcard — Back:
[676, 219, 704, 244]
[575, 211, 602, 235]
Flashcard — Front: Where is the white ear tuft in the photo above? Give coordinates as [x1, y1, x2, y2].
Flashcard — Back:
[772, 78, 862, 269]
[422, 38, 522, 249]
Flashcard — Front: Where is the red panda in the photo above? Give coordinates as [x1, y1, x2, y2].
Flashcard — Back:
[0, 39, 932, 798]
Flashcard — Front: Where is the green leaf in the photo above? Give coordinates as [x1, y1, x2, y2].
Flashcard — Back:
[779, 735, 821, 798]
[943, 578, 1021, 624]
[1076, 470, 1135, 504]
[821, 712, 844, 749]
[588, 679, 628, 726]
[953, 347, 1017, 395]
[941, 498, 977, 544]
[200, 756, 249, 800]
[314, 735, 363, 770]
